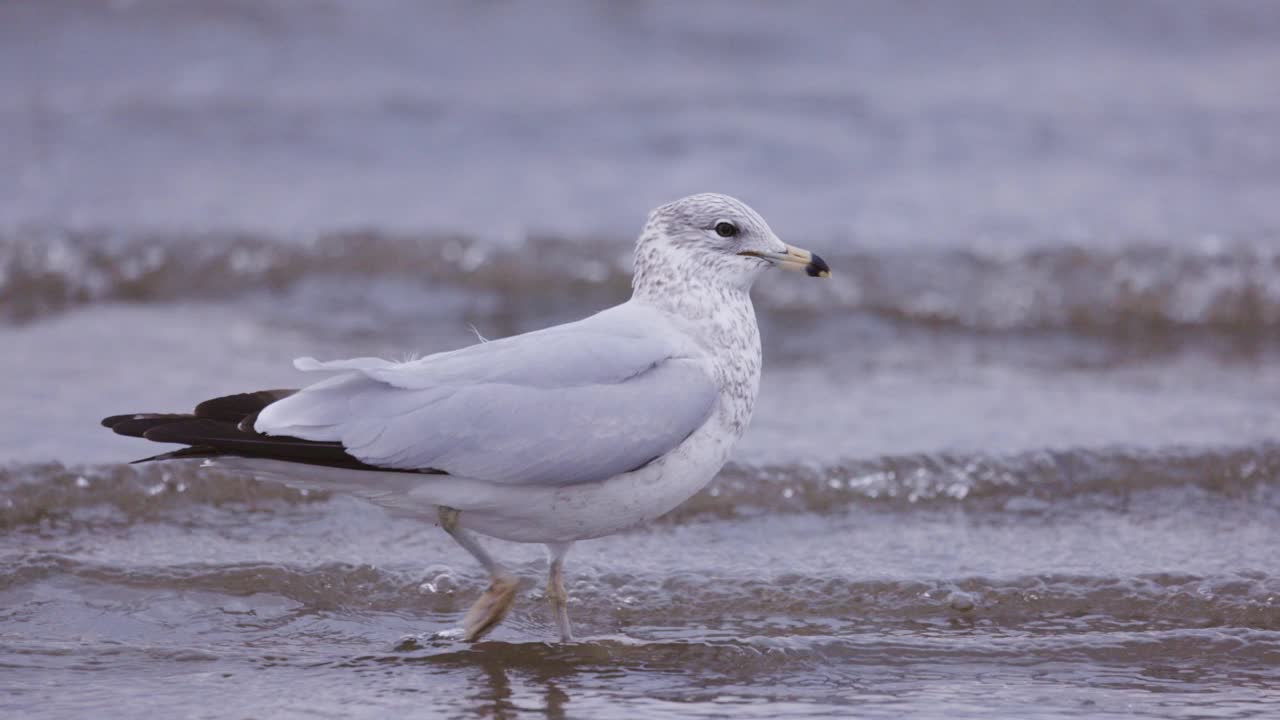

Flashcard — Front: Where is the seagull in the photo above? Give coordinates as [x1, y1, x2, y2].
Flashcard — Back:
[101, 193, 829, 643]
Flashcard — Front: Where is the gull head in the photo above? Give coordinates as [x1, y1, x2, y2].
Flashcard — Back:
[632, 193, 830, 297]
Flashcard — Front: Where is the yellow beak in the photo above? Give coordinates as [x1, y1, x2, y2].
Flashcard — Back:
[738, 244, 831, 277]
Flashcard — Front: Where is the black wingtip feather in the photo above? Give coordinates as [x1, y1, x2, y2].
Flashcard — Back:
[105, 389, 295, 437]
[130, 446, 217, 464]
[140, 418, 384, 470]
[102, 413, 142, 429]
[105, 387, 429, 474]
[195, 390, 296, 422]
[106, 414, 198, 438]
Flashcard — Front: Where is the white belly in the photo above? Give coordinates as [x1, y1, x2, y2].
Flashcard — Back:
[212, 411, 738, 544]
[453, 413, 737, 542]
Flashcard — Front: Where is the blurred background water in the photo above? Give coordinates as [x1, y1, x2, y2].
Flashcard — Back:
[2, 1, 1279, 718]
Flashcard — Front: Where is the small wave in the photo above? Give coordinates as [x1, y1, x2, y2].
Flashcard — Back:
[829, 240, 1280, 336]
[679, 443, 1280, 518]
[0, 462, 320, 530]
[0, 230, 629, 325]
[362, 626, 1280, 680]
[4, 230, 1280, 336]
[2, 443, 1276, 530]
[3, 554, 1276, 633]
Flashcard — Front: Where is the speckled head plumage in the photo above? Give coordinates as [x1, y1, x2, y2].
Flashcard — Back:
[631, 193, 829, 299]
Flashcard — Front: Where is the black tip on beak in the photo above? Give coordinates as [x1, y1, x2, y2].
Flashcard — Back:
[805, 252, 831, 278]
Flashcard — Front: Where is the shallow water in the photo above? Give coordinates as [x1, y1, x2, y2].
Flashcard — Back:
[3, 2, 1280, 718]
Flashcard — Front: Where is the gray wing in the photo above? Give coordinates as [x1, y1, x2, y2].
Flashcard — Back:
[254, 303, 719, 486]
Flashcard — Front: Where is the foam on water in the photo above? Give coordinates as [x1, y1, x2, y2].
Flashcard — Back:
[7, 231, 1280, 336]
[5, 442, 1280, 529]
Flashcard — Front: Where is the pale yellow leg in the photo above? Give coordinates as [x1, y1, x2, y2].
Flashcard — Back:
[545, 542, 574, 642]
[438, 506, 519, 642]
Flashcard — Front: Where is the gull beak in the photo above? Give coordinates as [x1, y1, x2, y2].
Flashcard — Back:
[738, 244, 831, 278]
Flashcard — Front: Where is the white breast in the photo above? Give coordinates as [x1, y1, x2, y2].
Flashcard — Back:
[455, 300, 763, 543]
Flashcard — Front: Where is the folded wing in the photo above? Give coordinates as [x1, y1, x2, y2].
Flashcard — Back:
[254, 303, 718, 486]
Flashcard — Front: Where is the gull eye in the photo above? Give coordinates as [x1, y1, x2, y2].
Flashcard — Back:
[714, 221, 738, 238]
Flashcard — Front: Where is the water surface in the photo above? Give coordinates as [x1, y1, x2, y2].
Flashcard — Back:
[2, 2, 1279, 718]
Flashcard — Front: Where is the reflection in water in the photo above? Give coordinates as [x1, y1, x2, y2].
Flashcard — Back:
[471, 653, 515, 720]
[394, 642, 585, 720]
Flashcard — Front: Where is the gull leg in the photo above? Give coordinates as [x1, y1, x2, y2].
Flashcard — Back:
[544, 542, 574, 643]
[438, 506, 519, 642]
